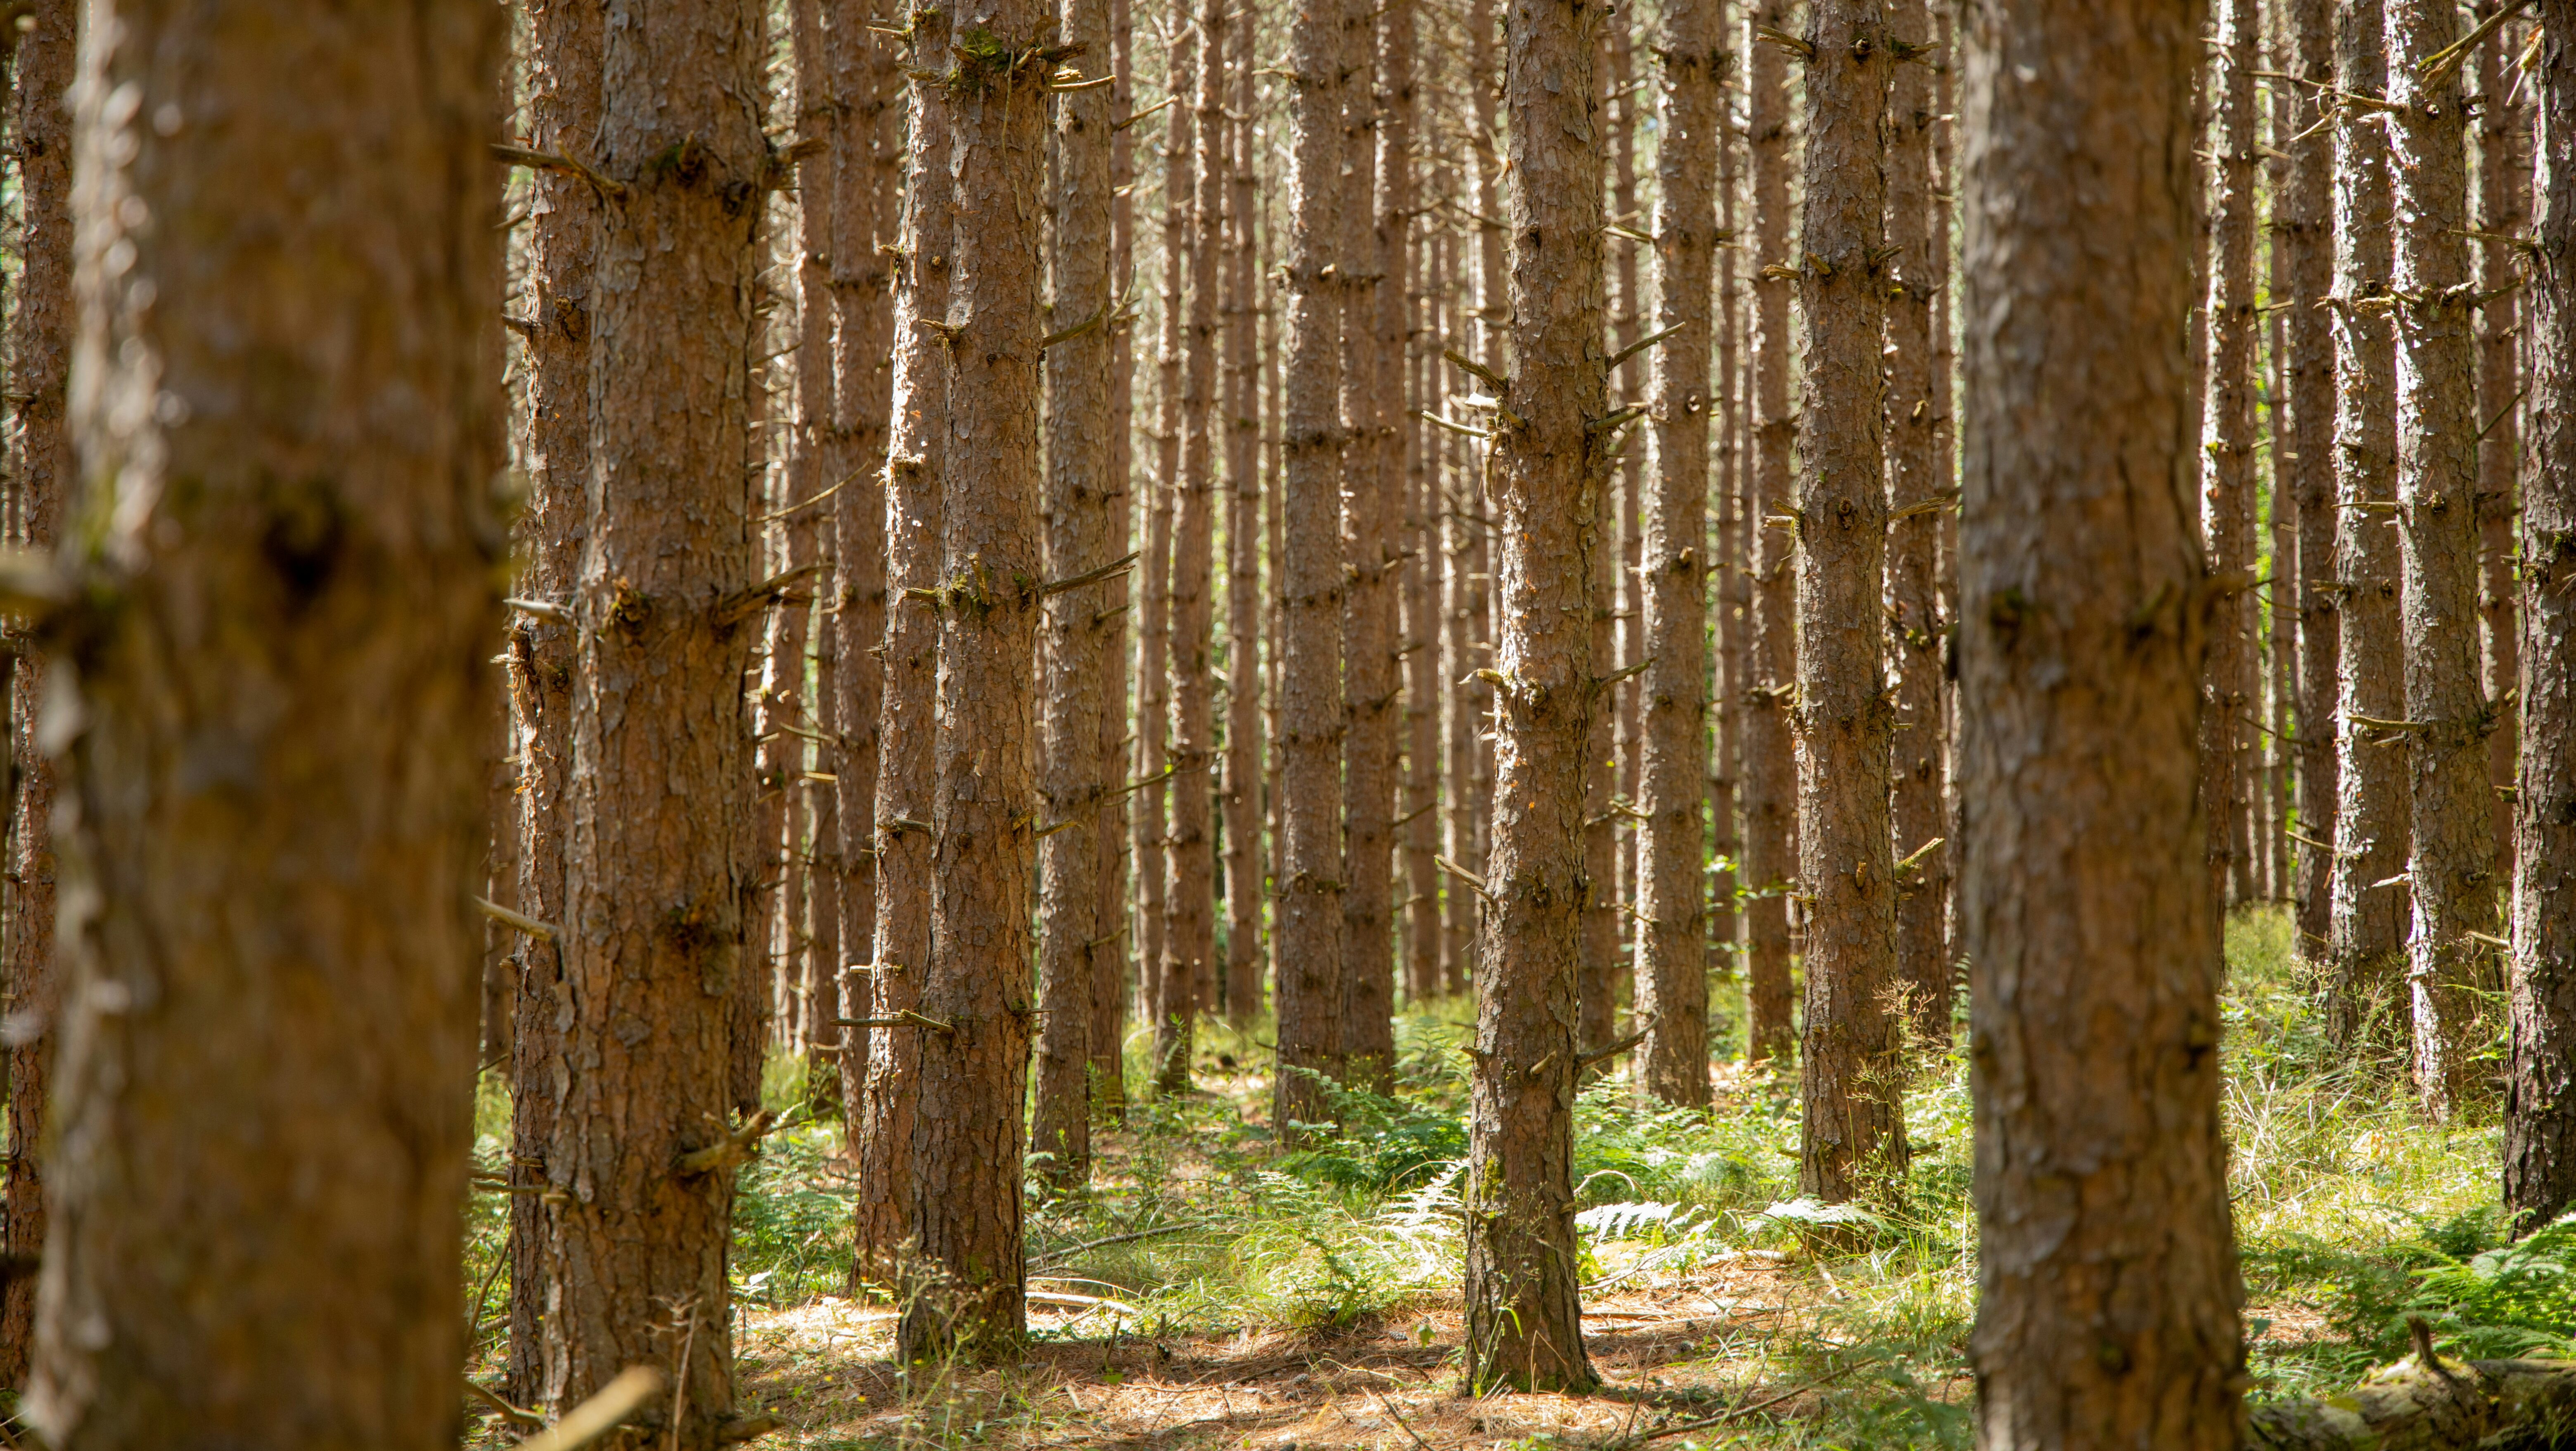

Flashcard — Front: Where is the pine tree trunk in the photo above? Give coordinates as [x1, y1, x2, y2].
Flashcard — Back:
[1095, 0, 1138, 1123]
[1635, 0, 1718, 1108]
[1276, 0, 1353, 1139]
[2389, 0, 2503, 1120]
[0, 0, 71, 1390]
[856, 10, 949, 1280]
[1138, 37, 1184, 1053]
[2326, 0, 2411, 1048]
[1609, 16, 1644, 1042]
[1462, 0, 1605, 1391]
[1883, 0, 1948, 1047]
[2508, 0, 2576, 1236]
[1388, 0, 1438, 1013]
[1711, 46, 1745, 1039]
[828, 0, 898, 1126]
[2203, 0, 2260, 923]
[1160, 0, 1220, 1091]
[1034, 0, 1120, 1185]
[1467, 0, 1503, 926]
[1342, 0, 1399, 1089]
[2284, 0, 2337, 957]
[1225, 23, 1268, 1024]
[904, 0, 1049, 1358]
[1442, 214, 1484, 998]
[1957, 4, 2246, 1442]
[29, 0, 505, 1438]
[2478, 3, 2527, 883]
[505, 0, 597, 1399]
[1580, 27, 1621, 1060]
[1794, 0, 1903, 1205]
[1931, 0, 1960, 971]
[1741, 0, 1797, 1067]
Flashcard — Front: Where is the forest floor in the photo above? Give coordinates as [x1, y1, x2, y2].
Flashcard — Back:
[464, 909, 2562, 1449]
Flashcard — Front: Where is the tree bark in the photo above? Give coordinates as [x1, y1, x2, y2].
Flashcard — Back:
[2477, 2, 2527, 884]
[1794, 0, 1903, 1206]
[2389, 0, 2503, 1120]
[1597, 11, 1640, 1068]
[1635, 0, 1718, 1109]
[505, 0, 597, 1398]
[1275, 0, 1351, 1141]
[1138, 28, 1184, 1067]
[1161, 0, 1222, 1091]
[1035, 0, 1119, 1186]
[1957, 0, 2247, 1444]
[1712, 62, 1746, 1042]
[1225, 14, 1268, 1025]
[2203, 0, 2260, 923]
[1461, 0, 1605, 1391]
[904, 0, 1050, 1359]
[1095, 0, 1137, 1124]
[1341, 0, 1398, 1090]
[2284, 0, 2337, 958]
[1387, 0, 1436, 1015]
[28, 0, 505, 1439]
[856, 5, 948, 1283]
[2507, 0, 2576, 1238]
[1884, 0, 1948, 1049]
[1741, 0, 1797, 1067]
[0, 0, 72, 1390]
[2327, 0, 2411, 1049]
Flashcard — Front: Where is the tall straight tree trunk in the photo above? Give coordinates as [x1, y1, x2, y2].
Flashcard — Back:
[1607, 14, 1643, 1045]
[2327, 0, 2410, 1048]
[1139, 42, 1185, 1056]
[1635, 0, 1718, 1109]
[1462, 0, 1604, 1387]
[1711, 40, 1745, 1039]
[539, 0, 769, 1434]
[830, 0, 900, 1126]
[28, 0, 504, 1438]
[905, 0, 1050, 1357]
[505, 0, 598, 1399]
[1162, 0, 1223, 1089]
[1386, 0, 1438, 1013]
[1795, 0, 1903, 1205]
[857, 9, 949, 1279]
[1095, 0, 1137, 1122]
[1467, 0, 1503, 907]
[1342, 0, 1398, 1089]
[2389, 0, 2502, 1120]
[1225, 19, 1268, 1024]
[1034, 0, 1119, 1183]
[1931, 0, 1961, 965]
[2285, 0, 2337, 958]
[2509, 0, 2576, 1236]
[1957, 2, 2246, 1442]
[2202, 0, 2259, 921]
[1579, 20, 1622, 1060]
[1884, 0, 1948, 1045]
[0, 0, 71, 1389]
[1741, 0, 1796, 1065]
[1277, 0, 1352, 1139]
[1443, 218, 1484, 996]
[2479, 5, 2528, 881]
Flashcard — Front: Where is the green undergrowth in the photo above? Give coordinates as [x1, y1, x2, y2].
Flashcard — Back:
[463, 906, 2559, 1446]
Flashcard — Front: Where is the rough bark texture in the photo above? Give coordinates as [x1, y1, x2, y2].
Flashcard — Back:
[2509, 1, 2576, 1238]
[0, 0, 73, 1390]
[2477, 2, 2527, 882]
[1794, 0, 1903, 1205]
[1162, 0, 1222, 1091]
[1275, 0, 1350, 1141]
[532, 1, 769, 1440]
[1582, 16, 1633, 1069]
[1884, 0, 1948, 1049]
[1034, 0, 1119, 1186]
[1225, 13, 1268, 1024]
[1138, 29, 1183, 1069]
[2389, 0, 2502, 1120]
[1740, 0, 1796, 1066]
[27, 0, 505, 1439]
[1711, 65, 1745, 1038]
[505, 0, 598, 1397]
[1095, 0, 1135, 1122]
[1635, 0, 1717, 1109]
[2285, 0, 2337, 957]
[2327, 0, 2411, 1049]
[1341, 0, 1397, 1091]
[856, 5, 948, 1283]
[1462, 0, 1604, 1392]
[902, 0, 1050, 1359]
[2202, 0, 2259, 921]
[1957, 0, 2247, 1445]
[1385, 0, 1434, 1014]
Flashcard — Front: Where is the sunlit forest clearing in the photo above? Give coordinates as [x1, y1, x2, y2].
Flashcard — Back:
[440, 909, 2534, 1449]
